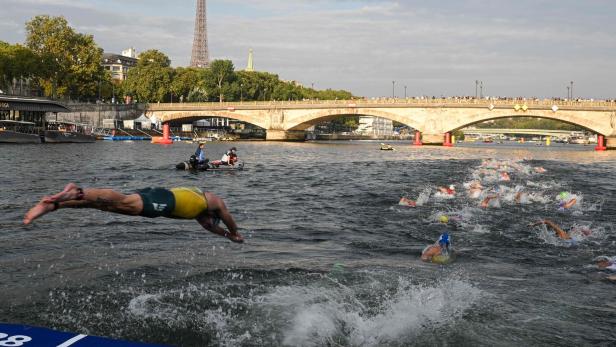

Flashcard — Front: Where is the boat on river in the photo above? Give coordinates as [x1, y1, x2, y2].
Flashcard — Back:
[0, 120, 41, 143]
[176, 158, 245, 171]
[44, 121, 96, 143]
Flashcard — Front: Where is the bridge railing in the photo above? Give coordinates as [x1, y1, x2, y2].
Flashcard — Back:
[147, 98, 616, 111]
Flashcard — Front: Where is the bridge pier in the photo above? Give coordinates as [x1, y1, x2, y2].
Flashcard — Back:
[604, 136, 616, 150]
[421, 133, 444, 146]
[266, 130, 306, 141]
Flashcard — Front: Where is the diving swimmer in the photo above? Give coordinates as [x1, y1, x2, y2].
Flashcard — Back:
[23, 183, 244, 243]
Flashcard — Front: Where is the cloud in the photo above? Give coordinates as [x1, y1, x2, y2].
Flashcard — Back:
[2, 0, 615, 98]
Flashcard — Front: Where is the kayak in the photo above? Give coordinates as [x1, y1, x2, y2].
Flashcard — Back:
[176, 161, 245, 171]
[0, 323, 168, 346]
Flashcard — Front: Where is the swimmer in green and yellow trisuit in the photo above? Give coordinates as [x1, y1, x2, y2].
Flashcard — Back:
[23, 183, 244, 243]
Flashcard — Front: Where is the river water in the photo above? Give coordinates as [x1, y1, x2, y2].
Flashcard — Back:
[1, 141, 615, 346]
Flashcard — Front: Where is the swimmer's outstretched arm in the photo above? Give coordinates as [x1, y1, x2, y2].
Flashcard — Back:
[481, 195, 497, 208]
[531, 219, 570, 240]
[563, 198, 577, 209]
[197, 193, 244, 243]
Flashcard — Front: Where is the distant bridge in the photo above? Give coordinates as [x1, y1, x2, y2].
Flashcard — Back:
[462, 128, 575, 137]
[146, 98, 616, 148]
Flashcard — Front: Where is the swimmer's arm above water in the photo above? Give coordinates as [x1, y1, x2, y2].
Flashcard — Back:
[530, 219, 571, 240]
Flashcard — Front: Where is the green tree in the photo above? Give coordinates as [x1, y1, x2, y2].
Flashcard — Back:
[202, 60, 237, 102]
[138, 49, 171, 68]
[171, 67, 203, 101]
[0, 41, 40, 93]
[123, 49, 173, 102]
[25, 15, 105, 100]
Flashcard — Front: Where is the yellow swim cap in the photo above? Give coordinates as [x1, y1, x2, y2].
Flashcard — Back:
[439, 215, 449, 223]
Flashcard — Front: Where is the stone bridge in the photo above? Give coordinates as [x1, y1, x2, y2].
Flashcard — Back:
[146, 99, 616, 148]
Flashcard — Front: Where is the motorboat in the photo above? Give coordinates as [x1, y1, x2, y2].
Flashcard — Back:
[45, 121, 96, 143]
[176, 157, 245, 171]
[0, 120, 41, 143]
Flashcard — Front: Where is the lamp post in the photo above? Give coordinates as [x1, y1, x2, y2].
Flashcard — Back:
[240, 83, 243, 102]
[570, 81, 574, 99]
[475, 80, 479, 98]
[480, 81, 484, 98]
[392, 80, 396, 98]
[567, 86, 570, 99]
[404, 85, 407, 98]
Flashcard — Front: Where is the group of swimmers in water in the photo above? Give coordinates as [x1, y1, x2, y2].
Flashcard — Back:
[21, 156, 614, 279]
[400, 158, 614, 278]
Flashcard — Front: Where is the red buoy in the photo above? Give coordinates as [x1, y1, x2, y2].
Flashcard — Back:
[595, 134, 607, 151]
[413, 131, 422, 146]
[444, 132, 453, 147]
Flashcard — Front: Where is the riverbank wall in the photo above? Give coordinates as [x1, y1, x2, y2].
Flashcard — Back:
[46, 103, 146, 128]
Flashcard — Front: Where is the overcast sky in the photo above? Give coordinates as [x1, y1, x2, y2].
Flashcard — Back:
[2, 0, 615, 98]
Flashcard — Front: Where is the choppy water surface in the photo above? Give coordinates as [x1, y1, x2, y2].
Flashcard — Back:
[1, 141, 615, 346]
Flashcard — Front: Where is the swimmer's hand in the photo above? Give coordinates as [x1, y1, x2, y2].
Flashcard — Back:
[225, 231, 244, 243]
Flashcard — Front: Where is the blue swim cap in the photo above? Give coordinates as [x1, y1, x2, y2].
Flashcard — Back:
[438, 233, 450, 246]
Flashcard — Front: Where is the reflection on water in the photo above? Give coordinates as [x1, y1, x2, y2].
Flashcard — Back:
[1, 141, 615, 346]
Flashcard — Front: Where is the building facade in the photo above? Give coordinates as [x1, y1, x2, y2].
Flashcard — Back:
[356, 116, 394, 137]
[102, 49, 138, 81]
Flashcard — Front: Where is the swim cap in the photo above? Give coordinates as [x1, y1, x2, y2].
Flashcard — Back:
[558, 192, 569, 200]
[449, 185, 455, 190]
[439, 215, 449, 224]
[438, 233, 450, 246]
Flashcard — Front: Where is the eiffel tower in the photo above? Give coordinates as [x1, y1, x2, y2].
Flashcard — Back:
[190, 0, 210, 68]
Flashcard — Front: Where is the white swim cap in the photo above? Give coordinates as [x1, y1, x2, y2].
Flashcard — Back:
[449, 185, 455, 190]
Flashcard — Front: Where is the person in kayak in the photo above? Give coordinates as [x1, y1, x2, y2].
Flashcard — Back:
[23, 183, 244, 243]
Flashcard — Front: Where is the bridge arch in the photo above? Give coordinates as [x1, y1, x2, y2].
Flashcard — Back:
[147, 110, 268, 129]
[441, 109, 611, 135]
[285, 108, 424, 131]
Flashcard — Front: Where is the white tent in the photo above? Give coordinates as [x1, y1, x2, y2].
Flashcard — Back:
[134, 114, 151, 130]
[149, 114, 161, 130]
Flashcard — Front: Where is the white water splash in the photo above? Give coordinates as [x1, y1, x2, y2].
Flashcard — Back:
[257, 277, 482, 347]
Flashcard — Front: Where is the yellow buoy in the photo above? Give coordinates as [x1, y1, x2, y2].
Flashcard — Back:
[546, 136, 551, 146]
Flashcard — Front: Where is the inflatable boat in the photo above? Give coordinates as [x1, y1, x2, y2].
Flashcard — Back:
[176, 160, 244, 171]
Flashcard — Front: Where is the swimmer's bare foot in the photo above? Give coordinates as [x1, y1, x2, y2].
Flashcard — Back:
[43, 183, 82, 203]
[24, 198, 56, 225]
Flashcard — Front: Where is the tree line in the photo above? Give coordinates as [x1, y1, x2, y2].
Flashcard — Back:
[0, 15, 353, 103]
